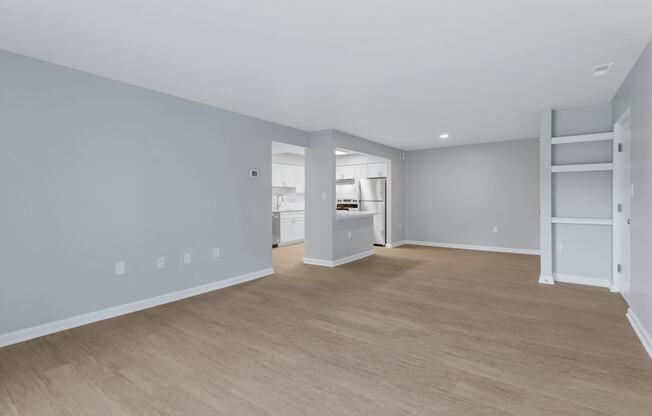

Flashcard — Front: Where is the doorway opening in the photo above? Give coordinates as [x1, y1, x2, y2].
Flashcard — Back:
[271, 142, 306, 264]
[335, 148, 391, 246]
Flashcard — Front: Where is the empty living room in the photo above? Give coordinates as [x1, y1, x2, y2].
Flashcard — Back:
[2, 1, 652, 415]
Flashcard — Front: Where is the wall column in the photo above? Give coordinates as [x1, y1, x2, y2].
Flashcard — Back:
[539, 108, 554, 284]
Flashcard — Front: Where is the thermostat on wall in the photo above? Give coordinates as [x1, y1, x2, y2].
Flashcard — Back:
[248, 168, 260, 179]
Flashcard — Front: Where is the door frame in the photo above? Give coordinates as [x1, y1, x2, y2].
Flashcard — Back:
[612, 107, 631, 296]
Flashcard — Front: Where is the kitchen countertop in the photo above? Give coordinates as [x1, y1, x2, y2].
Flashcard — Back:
[335, 211, 376, 220]
[272, 208, 305, 213]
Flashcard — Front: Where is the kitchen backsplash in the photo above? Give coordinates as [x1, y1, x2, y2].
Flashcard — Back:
[272, 186, 305, 211]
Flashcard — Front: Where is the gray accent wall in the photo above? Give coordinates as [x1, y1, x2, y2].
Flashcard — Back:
[404, 139, 539, 250]
[0, 50, 308, 335]
[612, 38, 652, 342]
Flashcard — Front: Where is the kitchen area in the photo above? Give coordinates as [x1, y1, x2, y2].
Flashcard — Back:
[335, 149, 389, 247]
[272, 142, 305, 247]
[271, 141, 390, 266]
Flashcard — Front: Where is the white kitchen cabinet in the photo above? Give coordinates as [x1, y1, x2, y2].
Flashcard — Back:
[272, 163, 283, 187]
[280, 211, 304, 244]
[366, 162, 387, 178]
[336, 165, 355, 180]
[272, 163, 301, 189]
[295, 166, 305, 193]
[354, 165, 367, 184]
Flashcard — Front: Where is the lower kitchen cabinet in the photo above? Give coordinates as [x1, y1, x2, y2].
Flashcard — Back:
[280, 211, 305, 244]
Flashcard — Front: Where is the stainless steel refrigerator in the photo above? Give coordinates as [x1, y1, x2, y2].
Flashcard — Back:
[359, 178, 386, 246]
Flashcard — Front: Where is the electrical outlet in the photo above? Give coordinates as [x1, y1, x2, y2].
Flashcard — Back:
[213, 247, 220, 258]
[115, 261, 125, 276]
[156, 257, 165, 269]
[493, 225, 498, 233]
[347, 231, 352, 239]
[183, 252, 192, 264]
[556, 242, 563, 252]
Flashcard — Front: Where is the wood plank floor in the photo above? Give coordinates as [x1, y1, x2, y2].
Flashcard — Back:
[1, 244, 651, 415]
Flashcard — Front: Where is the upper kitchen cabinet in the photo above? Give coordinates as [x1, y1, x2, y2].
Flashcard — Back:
[272, 163, 303, 189]
[336, 165, 355, 180]
[366, 163, 387, 178]
[295, 166, 305, 193]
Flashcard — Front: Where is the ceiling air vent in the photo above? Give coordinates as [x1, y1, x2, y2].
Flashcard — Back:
[592, 63, 613, 76]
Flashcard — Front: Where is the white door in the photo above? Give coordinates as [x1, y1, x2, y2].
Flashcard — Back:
[619, 117, 632, 303]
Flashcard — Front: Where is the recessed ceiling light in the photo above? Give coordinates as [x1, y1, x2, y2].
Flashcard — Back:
[439, 133, 449, 139]
[592, 63, 613, 76]
[335, 150, 348, 155]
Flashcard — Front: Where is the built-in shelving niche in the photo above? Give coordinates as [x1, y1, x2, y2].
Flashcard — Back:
[550, 132, 614, 287]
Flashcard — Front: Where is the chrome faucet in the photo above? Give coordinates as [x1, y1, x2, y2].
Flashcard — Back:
[275, 193, 285, 210]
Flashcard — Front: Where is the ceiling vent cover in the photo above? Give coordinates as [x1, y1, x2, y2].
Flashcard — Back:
[592, 63, 613, 76]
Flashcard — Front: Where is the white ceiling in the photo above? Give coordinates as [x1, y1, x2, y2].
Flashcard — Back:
[1, 1, 651, 150]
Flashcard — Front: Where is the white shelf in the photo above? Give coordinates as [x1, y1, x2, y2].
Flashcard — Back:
[551, 132, 613, 145]
[551, 163, 613, 173]
[552, 217, 613, 226]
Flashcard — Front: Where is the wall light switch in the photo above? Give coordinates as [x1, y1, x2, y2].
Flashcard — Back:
[213, 247, 220, 258]
[493, 225, 498, 233]
[156, 257, 165, 269]
[556, 242, 563, 252]
[183, 252, 192, 264]
[322, 192, 327, 201]
[347, 231, 352, 239]
[115, 261, 125, 276]
[398, 223, 402, 230]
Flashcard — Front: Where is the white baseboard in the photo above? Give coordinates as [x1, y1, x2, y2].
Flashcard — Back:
[385, 240, 407, 248]
[278, 238, 304, 247]
[303, 249, 375, 267]
[553, 273, 610, 288]
[0, 267, 274, 349]
[302, 257, 333, 267]
[403, 240, 540, 255]
[626, 308, 652, 359]
[538, 274, 555, 285]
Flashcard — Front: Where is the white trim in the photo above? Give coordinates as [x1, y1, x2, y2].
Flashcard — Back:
[553, 273, 610, 288]
[612, 107, 631, 296]
[551, 163, 613, 173]
[278, 238, 304, 247]
[538, 274, 555, 285]
[386, 240, 407, 248]
[302, 257, 334, 267]
[552, 217, 613, 225]
[626, 308, 652, 359]
[403, 240, 540, 255]
[303, 249, 375, 267]
[0, 268, 274, 349]
[551, 132, 613, 145]
[615, 107, 631, 126]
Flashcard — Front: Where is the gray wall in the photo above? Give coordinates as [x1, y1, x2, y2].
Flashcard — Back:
[333, 217, 374, 260]
[405, 138, 539, 250]
[304, 130, 335, 261]
[612, 39, 652, 341]
[552, 102, 612, 137]
[0, 50, 308, 335]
